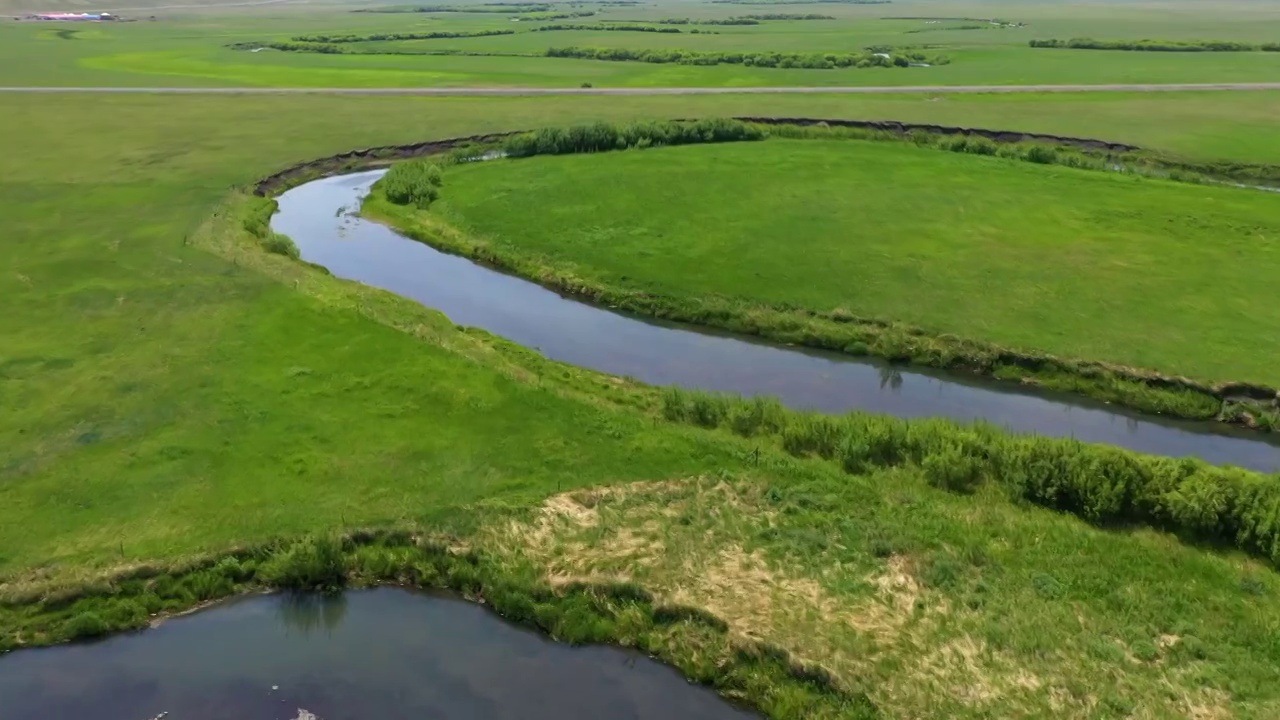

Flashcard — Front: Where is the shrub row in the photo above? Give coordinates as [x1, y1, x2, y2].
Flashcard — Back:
[365, 3, 554, 12]
[1030, 38, 1280, 52]
[292, 29, 514, 43]
[740, 13, 836, 20]
[545, 46, 947, 68]
[502, 118, 764, 157]
[381, 161, 444, 209]
[534, 23, 683, 33]
[652, 16, 758, 25]
[661, 388, 1280, 565]
[518, 10, 596, 19]
[712, 0, 889, 4]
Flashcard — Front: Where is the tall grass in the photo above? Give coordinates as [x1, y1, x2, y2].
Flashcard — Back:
[661, 387, 1280, 565]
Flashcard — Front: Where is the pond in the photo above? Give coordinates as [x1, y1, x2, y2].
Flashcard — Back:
[0, 589, 758, 720]
[268, 170, 1280, 472]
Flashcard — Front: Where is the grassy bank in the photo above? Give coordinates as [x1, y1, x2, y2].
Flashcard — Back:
[364, 124, 1280, 428]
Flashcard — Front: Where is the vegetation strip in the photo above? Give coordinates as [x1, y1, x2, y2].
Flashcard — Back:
[290, 30, 516, 43]
[330, 118, 1280, 430]
[1030, 38, 1280, 52]
[657, 387, 1280, 567]
[544, 47, 949, 68]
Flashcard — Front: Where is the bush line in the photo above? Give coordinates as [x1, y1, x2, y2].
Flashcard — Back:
[659, 387, 1280, 566]
[291, 29, 515, 43]
[0, 532, 875, 719]
[534, 23, 684, 33]
[1030, 38, 1280, 52]
[545, 46, 948, 68]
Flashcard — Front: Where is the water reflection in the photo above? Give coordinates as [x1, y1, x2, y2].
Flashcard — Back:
[278, 593, 348, 638]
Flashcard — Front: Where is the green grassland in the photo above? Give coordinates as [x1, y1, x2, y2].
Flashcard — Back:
[414, 137, 1280, 389]
[4, 0, 1280, 715]
[0, 91, 1278, 718]
[5, 0, 1280, 87]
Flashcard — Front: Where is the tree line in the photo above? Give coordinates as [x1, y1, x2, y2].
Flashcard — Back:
[291, 29, 514, 43]
[1030, 37, 1280, 52]
[545, 45, 947, 68]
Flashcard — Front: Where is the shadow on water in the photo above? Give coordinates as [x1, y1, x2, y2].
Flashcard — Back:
[269, 170, 1280, 472]
[0, 589, 758, 720]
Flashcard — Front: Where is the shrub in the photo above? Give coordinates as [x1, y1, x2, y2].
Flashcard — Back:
[262, 232, 300, 259]
[1024, 145, 1059, 164]
[381, 161, 444, 209]
[259, 536, 348, 591]
[65, 611, 109, 639]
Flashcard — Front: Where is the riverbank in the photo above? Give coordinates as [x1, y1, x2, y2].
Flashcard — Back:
[360, 119, 1280, 432]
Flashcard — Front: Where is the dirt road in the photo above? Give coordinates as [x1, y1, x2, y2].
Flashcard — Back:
[2, 83, 1280, 96]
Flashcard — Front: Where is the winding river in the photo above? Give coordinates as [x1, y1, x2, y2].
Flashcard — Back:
[269, 169, 1280, 472]
[0, 589, 757, 720]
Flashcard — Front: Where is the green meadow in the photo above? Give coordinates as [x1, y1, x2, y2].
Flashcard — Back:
[4, 0, 1280, 87]
[3, 0, 1280, 716]
[423, 136, 1280, 387]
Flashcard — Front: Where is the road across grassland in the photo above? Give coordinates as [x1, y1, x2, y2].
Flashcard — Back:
[3, 83, 1280, 96]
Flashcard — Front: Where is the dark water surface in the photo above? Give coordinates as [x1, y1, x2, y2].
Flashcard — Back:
[270, 170, 1280, 472]
[0, 589, 757, 720]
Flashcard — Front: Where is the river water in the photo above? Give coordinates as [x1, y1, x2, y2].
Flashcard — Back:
[268, 169, 1280, 472]
[0, 589, 757, 720]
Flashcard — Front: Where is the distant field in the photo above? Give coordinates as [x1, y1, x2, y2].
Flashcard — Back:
[5, 0, 1280, 88]
[432, 137, 1280, 386]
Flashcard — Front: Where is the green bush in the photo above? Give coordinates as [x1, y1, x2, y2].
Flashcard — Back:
[65, 611, 109, 639]
[660, 388, 1280, 565]
[1024, 145, 1059, 165]
[262, 232, 300, 259]
[381, 161, 444, 209]
[259, 536, 348, 591]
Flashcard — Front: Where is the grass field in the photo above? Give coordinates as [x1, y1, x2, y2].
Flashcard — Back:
[5, 0, 1280, 88]
[420, 137, 1280, 387]
[4, 0, 1280, 716]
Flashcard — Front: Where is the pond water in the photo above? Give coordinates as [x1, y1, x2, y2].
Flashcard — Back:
[0, 589, 757, 720]
[269, 170, 1280, 472]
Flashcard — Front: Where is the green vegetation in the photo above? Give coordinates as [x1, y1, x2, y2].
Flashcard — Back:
[369, 125, 1280, 425]
[545, 46, 946, 68]
[534, 23, 685, 33]
[5, 1, 1280, 717]
[739, 13, 836, 20]
[660, 387, 1280, 564]
[292, 30, 516, 44]
[356, 4, 554, 13]
[502, 117, 764, 156]
[380, 160, 446, 208]
[1031, 38, 1280, 52]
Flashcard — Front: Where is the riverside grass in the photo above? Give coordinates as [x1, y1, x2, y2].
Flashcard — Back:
[4, 94, 1280, 718]
[372, 122, 1280, 427]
